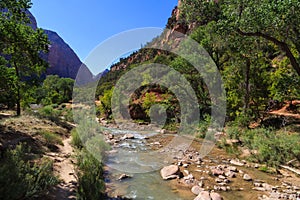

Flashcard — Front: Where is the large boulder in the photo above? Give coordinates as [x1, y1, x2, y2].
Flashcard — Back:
[191, 185, 204, 195]
[210, 192, 223, 200]
[194, 191, 211, 200]
[160, 165, 180, 180]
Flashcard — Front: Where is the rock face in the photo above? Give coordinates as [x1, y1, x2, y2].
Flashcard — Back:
[43, 30, 93, 81]
[27, 11, 94, 82]
[160, 165, 180, 180]
[26, 10, 37, 30]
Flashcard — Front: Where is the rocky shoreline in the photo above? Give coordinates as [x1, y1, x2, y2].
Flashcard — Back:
[100, 122, 300, 200]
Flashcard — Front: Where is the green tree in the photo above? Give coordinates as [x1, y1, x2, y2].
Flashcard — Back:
[37, 75, 74, 105]
[98, 88, 114, 118]
[219, 0, 300, 76]
[0, 0, 49, 115]
[0, 58, 17, 108]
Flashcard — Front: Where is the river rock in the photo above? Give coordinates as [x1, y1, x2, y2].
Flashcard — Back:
[183, 163, 189, 168]
[160, 165, 180, 180]
[194, 191, 211, 200]
[225, 171, 236, 178]
[243, 174, 252, 181]
[230, 159, 244, 166]
[212, 169, 224, 176]
[118, 174, 131, 181]
[262, 183, 273, 191]
[210, 192, 223, 200]
[183, 170, 189, 175]
[121, 133, 135, 140]
[191, 185, 204, 195]
[253, 187, 266, 191]
[228, 166, 238, 172]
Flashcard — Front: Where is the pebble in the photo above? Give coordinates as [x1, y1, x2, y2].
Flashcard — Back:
[243, 174, 252, 181]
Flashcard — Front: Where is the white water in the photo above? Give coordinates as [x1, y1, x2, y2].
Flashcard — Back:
[104, 128, 189, 200]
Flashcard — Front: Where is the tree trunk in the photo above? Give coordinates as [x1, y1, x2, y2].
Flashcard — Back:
[16, 88, 21, 116]
[237, 29, 300, 76]
[243, 57, 250, 113]
[14, 62, 21, 116]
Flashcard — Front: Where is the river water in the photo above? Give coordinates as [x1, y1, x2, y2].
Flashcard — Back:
[104, 128, 191, 200]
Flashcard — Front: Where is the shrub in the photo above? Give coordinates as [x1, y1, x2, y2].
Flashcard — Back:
[62, 108, 74, 122]
[226, 126, 242, 140]
[40, 131, 63, 146]
[217, 138, 240, 156]
[71, 129, 83, 149]
[196, 115, 211, 138]
[242, 128, 300, 167]
[37, 105, 61, 122]
[0, 144, 58, 200]
[75, 149, 106, 200]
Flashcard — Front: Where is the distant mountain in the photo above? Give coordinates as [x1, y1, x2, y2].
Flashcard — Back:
[27, 11, 94, 83]
[94, 69, 109, 81]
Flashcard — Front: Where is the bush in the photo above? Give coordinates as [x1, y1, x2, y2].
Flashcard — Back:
[37, 105, 61, 122]
[217, 138, 240, 156]
[62, 108, 74, 122]
[40, 130, 63, 146]
[231, 113, 252, 128]
[71, 129, 83, 149]
[0, 144, 58, 200]
[226, 126, 242, 140]
[196, 115, 211, 138]
[241, 128, 300, 167]
[75, 149, 106, 200]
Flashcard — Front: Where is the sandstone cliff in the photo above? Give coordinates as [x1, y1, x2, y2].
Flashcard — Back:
[27, 11, 93, 82]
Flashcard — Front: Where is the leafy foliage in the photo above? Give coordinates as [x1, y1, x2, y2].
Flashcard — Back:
[0, 144, 58, 200]
[0, 0, 49, 115]
[36, 75, 75, 105]
[75, 149, 106, 200]
[241, 128, 300, 167]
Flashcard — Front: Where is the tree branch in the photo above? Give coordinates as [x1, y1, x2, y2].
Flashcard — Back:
[236, 29, 300, 76]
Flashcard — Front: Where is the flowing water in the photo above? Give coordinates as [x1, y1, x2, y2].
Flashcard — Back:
[103, 128, 300, 200]
[104, 128, 191, 200]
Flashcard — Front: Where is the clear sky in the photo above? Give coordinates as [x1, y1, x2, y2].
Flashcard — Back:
[30, 0, 178, 65]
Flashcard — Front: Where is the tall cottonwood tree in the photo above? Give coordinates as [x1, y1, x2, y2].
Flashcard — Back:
[0, 0, 49, 115]
[180, 0, 300, 118]
[219, 0, 300, 76]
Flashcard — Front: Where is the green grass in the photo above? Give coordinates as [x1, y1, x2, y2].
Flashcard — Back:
[40, 131, 63, 146]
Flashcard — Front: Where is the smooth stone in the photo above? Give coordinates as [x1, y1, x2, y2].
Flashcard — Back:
[194, 191, 211, 200]
[225, 171, 236, 178]
[118, 174, 131, 180]
[160, 165, 180, 180]
[228, 166, 238, 172]
[210, 192, 223, 200]
[191, 185, 204, 195]
[243, 174, 252, 181]
[211, 169, 224, 176]
[121, 133, 135, 140]
[230, 160, 244, 167]
[253, 187, 266, 191]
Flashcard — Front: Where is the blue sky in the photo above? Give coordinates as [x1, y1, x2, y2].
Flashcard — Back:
[30, 0, 178, 69]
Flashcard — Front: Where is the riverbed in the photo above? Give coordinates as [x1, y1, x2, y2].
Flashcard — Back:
[102, 127, 300, 200]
